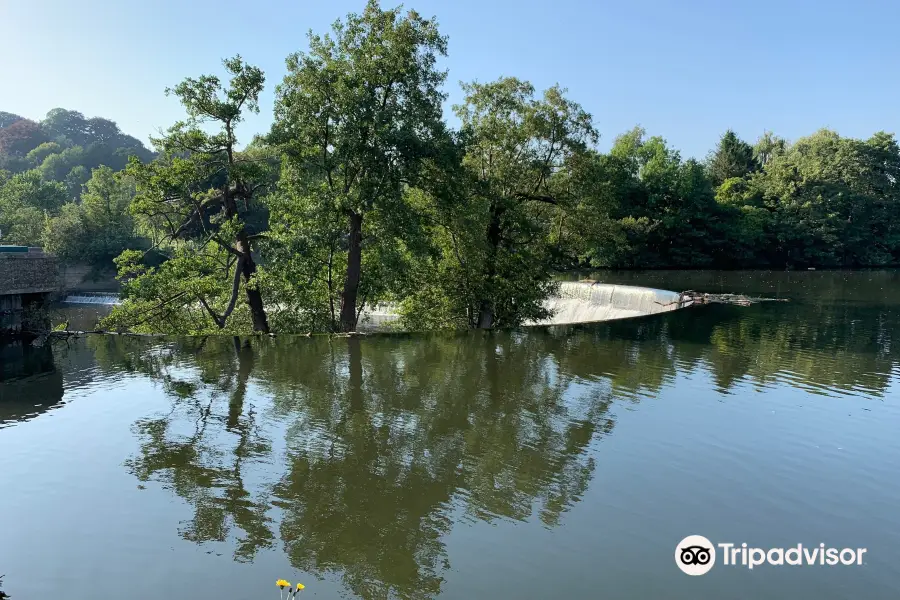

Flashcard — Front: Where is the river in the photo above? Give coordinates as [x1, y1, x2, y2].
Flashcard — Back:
[1, 270, 899, 599]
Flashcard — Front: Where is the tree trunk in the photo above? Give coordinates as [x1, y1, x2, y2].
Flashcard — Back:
[476, 205, 503, 329]
[224, 179, 269, 334]
[340, 210, 363, 332]
[236, 232, 270, 334]
[347, 337, 363, 412]
[227, 337, 255, 430]
[477, 299, 494, 329]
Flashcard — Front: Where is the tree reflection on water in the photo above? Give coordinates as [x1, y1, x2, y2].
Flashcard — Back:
[71, 292, 899, 599]
[93, 332, 611, 599]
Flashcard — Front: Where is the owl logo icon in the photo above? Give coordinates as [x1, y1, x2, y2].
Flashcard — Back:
[676, 535, 716, 575]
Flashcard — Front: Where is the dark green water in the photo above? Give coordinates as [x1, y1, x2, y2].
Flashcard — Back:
[2, 270, 900, 599]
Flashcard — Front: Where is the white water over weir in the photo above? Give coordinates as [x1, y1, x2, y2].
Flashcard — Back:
[62, 293, 122, 306]
[362, 282, 689, 329]
[530, 281, 687, 326]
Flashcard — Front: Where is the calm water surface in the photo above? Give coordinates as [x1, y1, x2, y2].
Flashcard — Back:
[2, 270, 900, 599]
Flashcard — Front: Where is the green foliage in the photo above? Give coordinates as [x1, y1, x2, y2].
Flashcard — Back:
[64, 165, 91, 197]
[101, 246, 257, 334]
[0, 152, 29, 173]
[708, 129, 758, 186]
[43, 166, 137, 264]
[568, 128, 730, 268]
[0, 108, 153, 200]
[106, 55, 274, 334]
[38, 145, 85, 182]
[750, 129, 900, 266]
[0, 169, 67, 211]
[26, 141, 63, 165]
[269, 0, 451, 332]
[7, 3, 900, 337]
[0, 170, 67, 245]
[41, 108, 151, 158]
[754, 131, 787, 167]
[399, 78, 595, 329]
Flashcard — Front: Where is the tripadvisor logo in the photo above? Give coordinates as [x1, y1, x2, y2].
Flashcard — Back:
[676, 535, 716, 576]
[675, 535, 867, 576]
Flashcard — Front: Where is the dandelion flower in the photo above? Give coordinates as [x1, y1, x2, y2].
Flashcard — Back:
[277, 579, 291, 600]
[295, 584, 305, 591]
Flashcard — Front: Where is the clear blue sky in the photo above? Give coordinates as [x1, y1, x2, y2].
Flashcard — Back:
[3, 0, 898, 159]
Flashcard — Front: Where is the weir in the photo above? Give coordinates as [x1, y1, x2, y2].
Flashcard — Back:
[531, 281, 687, 326]
[62, 293, 122, 306]
[360, 281, 689, 330]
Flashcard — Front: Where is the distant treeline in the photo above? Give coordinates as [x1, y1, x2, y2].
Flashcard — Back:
[0, 108, 153, 265]
[2, 0, 899, 334]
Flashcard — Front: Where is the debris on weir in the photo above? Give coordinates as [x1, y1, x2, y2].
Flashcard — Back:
[668, 291, 789, 308]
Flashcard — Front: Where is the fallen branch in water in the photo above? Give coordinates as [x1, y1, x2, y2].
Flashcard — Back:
[657, 291, 790, 308]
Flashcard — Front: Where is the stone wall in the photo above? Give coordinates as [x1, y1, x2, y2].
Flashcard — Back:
[0, 249, 59, 336]
[0, 294, 23, 333]
[0, 250, 60, 295]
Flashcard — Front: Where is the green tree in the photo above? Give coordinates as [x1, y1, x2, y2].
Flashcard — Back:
[102, 56, 274, 334]
[708, 129, 757, 187]
[64, 165, 91, 197]
[37, 145, 85, 183]
[0, 108, 153, 195]
[86, 117, 122, 145]
[41, 108, 90, 146]
[0, 169, 67, 212]
[586, 128, 726, 268]
[753, 131, 787, 167]
[25, 142, 63, 166]
[714, 175, 772, 264]
[758, 129, 900, 266]
[0, 153, 30, 173]
[43, 166, 136, 264]
[270, 0, 450, 332]
[403, 78, 597, 329]
[0, 170, 66, 244]
[552, 149, 629, 268]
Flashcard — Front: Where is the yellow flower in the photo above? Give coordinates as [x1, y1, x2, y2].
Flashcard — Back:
[295, 584, 305, 591]
[276, 580, 291, 589]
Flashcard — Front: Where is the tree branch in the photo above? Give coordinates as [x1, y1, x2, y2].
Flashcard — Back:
[198, 255, 242, 329]
[515, 193, 558, 205]
[199, 296, 223, 328]
[221, 255, 244, 322]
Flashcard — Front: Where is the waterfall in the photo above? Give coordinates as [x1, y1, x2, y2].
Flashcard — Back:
[62, 293, 122, 306]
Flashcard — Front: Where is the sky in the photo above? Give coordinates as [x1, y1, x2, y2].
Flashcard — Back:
[2, 0, 899, 159]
